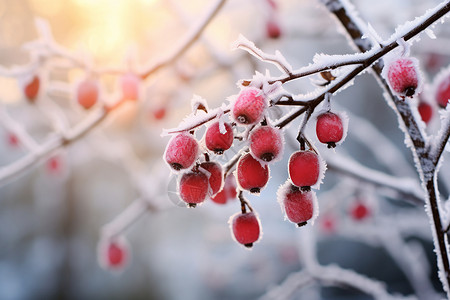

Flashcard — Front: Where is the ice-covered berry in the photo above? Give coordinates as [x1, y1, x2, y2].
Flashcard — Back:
[288, 150, 320, 189]
[120, 73, 140, 101]
[435, 73, 450, 108]
[278, 182, 316, 227]
[230, 211, 261, 248]
[384, 57, 421, 98]
[236, 153, 269, 193]
[249, 125, 284, 162]
[266, 20, 281, 39]
[232, 88, 267, 125]
[98, 236, 130, 271]
[164, 132, 199, 171]
[211, 174, 237, 205]
[200, 161, 223, 196]
[77, 78, 99, 109]
[316, 111, 344, 148]
[350, 201, 370, 221]
[205, 121, 233, 154]
[179, 169, 209, 207]
[418, 101, 433, 123]
[23, 75, 40, 101]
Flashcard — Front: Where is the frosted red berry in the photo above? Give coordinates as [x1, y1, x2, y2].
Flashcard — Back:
[98, 237, 129, 271]
[350, 201, 370, 221]
[249, 125, 283, 162]
[316, 111, 344, 148]
[237, 153, 269, 193]
[24, 75, 40, 101]
[179, 169, 209, 207]
[164, 132, 199, 171]
[120, 73, 140, 101]
[211, 174, 237, 205]
[418, 101, 433, 123]
[436, 74, 450, 108]
[230, 211, 261, 248]
[288, 150, 320, 189]
[278, 183, 315, 227]
[266, 20, 281, 39]
[77, 78, 99, 109]
[205, 121, 233, 154]
[232, 88, 267, 125]
[152, 107, 166, 120]
[385, 57, 420, 98]
[200, 161, 223, 196]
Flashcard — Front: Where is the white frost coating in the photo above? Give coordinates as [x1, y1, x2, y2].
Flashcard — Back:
[364, 23, 383, 45]
[246, 70, 284, 97]
[217, 113, 226, 135]
[425, 28, 437, 39]
[191, 94, 208, 113]
[311, 143, 327, 191]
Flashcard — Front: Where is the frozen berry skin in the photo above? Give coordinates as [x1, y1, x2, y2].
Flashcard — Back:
[249, 125, 284, 162]
[205, 121, 233, 154]
[237, 153, 269, 193]
[200, 161, 223, 196]
[266, 20, 281, 39]
[436, 74, 450, 108]
[386, 57, 420, 98]
[280, 184, 315, 227]
[77, 79, 99, 109]
[316, 112, 344, 148]
[24, 75, 40, 101]
[350, 202, 370, 221]
[230, 212, 261, 248]
[288, 150, 320, 189]
[211, 174, 237, 205]
[232, 88, 267, 125]
[179, 170, 209, 207]
[418, 101, 433, 124]
[164, 132, 199, 171]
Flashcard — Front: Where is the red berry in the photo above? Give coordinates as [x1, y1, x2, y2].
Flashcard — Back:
[278, 183, 316, 227]
[266, 20, 282, 39]
[77, 78, 99, 109]
[316, 111, 344, 148]
[320, 214, 337, 234]
[6, 133, 19, 148]
[152, 107, 166, 120]
[232, 88, 267, 125]
[211, 189, 227, 204]
[205, 121, 233, 154]
[249, 125, 284, 162]
[236, 153, 269, 193]
[46, 155, 63, 175]
[288, 150, 320, 189]
[385, 57, 420, 98]
[120, 73, 140, 101]
[435, 73, 450, 108]
[164, 132, 199, 171]
[179, 169, 209, 207]
[98, 237, 129, 271]
[418, 101, 433, 123]
[200, 161, 223, 196]
[211, 174, 237, 205]
[350, 201, 370, 221]
[230, 211, 261, 248]
[24, 75, 40, 101]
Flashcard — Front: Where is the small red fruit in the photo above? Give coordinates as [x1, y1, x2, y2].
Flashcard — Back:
[6, 133, 19, 148]
[385, 57, 420, 98]
[164, 132, 199, 171]
[316, 111, 344, 148]
[236, 153, 269, 193]
[288, 150, 320, 189]
[205, 121, 234, 154]
[232, 88, 267, 125]
[435, 74, 450, 108]
[418, 101, 433, 123]
[249, 125, 284, 162]
[278, 182, 316, 227]
[120, 73, 140, 101]
[76, 78, 99, 109]
[200, 161, 223, 196]
[266, 20, 282, 39]
[211, 174, 237, 205]
[179, 169, 209, 207]
[230, 211, 261, 248]
[152, 107, 166, 120]
[98, 237, 129, 271]
[23, 75, 40, 101]
[350, 201, 370, 221]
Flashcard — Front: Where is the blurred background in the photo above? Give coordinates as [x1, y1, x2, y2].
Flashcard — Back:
[0, 0, 449, 299]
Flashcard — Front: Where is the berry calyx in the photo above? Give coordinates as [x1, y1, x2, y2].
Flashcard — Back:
[316, 111, 344, 148]
[249, 125, 284, 162]
[278, 183, 316, 227]
[435, 73, 450, 108]
[230, 211, 261, 248]
[385, 57, 421, 98]
[418, 101, 433, 124]
[98, 236, 129, 271]
[236, 153, 269, 193]
[76, 78, 99, 109]
[164, 132, 199, 171]
[179, 169, 209, 208]
[232, 88, 267, 125]
[200, 161, 223, 196]
[205, 121, 234, 154]
[23, 75, 40, 102]
[288, 150, 320, 189]
[350, 201, 370, 221]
